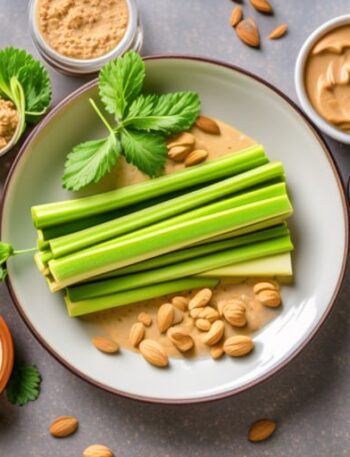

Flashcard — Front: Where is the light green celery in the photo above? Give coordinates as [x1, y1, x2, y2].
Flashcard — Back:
[67, 235, 293, 302]
[65, 277, 219, 317]
[87, 224, 289, 281]
[48, 195, 293, 288]
[31, 145, 267, 229]
[49, 179, 286, 259]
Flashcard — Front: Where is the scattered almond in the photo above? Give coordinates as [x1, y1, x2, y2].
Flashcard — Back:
[236, 18, 260, 48]
[223, 300, 247, 327]
[171, 295, 189, 311]
[230, 5, 243, 27]
[129, 322, 145, 347]
[210, 343, 224, 360]
[49, 415, 79, 438]
[139, 339, 169, 367]
[269, 23, 288, 40]
[189, 288, 213, 310]
[253, 281, 279, 294]
[202, 320, 225, 346]
[257, 289, 281, 308]
[167, 132, 195, 149]
[250, 0, 273, 14]
[168, 144, 193, 162]
[248, 419, 277, 442]
[91, 336, 119, 354]
[167, 327, 194, 352]
[83, 444, 114, 457]
[195, 116, 221, 134]
[157, 303, 175, 333]
[138, 312, 152, 327]
[185, 149, 208, 167]
[195, 318, 212, 332]
[198, 306, 220, 323]
[224, 335, 254, 357]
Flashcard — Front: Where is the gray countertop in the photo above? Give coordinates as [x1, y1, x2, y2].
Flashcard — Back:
[1, 1, 350, 455]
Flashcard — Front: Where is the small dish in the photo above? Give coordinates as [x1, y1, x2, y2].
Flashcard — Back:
[0, 117, 22, 157]
[29, 0, 143, 75]
[0, 315, 14, 393]
[295, 14, 350, 144]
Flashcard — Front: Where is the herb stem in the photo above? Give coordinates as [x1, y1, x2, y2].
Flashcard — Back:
[89, 98, 115, 135]
[13, 247, 37, 255]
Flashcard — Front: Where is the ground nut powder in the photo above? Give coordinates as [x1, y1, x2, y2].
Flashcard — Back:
[0, 98, 18, 150]
[37, 0, 129, 60]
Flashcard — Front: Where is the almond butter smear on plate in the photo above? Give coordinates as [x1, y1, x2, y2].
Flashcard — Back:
[37, 0, 129, 60]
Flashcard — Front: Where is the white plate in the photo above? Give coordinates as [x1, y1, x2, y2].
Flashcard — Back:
[1, 57, 348, 403]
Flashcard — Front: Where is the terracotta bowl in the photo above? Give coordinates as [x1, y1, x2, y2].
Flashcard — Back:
[0, 315, 14, 393]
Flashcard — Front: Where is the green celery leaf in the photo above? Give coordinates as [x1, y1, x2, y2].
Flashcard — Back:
[120, 128, 167, 177]
[63, 134, 121, 191]
[0, 242, 13, 263]
[99, 51, 145, 119]
[123, 92, 201, 135]
[6, 364, 41, 406]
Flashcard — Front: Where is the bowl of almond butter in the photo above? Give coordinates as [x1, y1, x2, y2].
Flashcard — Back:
[0, 315, 14, 394]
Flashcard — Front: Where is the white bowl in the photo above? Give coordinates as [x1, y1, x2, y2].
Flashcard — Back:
[295, 15, 350, 144]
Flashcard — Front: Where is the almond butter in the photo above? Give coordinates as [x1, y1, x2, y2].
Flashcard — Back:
[188, 288, 213, 310]
[168, 144, 193, 162]
[49, 415, 79, 438]
[250, 0, 273, 14]
[91, 336, 119, 354]
[230, 5, 243, 27]
[83, 444, 114, 457]
[157, 303, 175, 333]
[210, 343, 224, 360]
[257, 289, 281, 308]
[253, 281, 279, 294]
[138, 312, 152, 327]
[248, 419, 277, 442]
[139, 339, 168, 367]
[236, 18, 260, 48]
[167, 132, 195, 149]
[269, 23, 288, 40]
[195, 116, 221, 134]
[195, 318, 211, 332]
[224, 335, 254, 357]
[198, 306, 220, 323]
[167, 327, 194, 352]
[223, 301, 247, 327]
[202, 320, 225, 346]
[129, 322, 145, 347]
[185, 149, 208, 167]
[171, 295, 189, 311]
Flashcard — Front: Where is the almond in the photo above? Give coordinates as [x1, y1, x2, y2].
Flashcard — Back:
[269, 23, 288, 40]
[171, 295, 189, 311]
[224, 335, 254, 357]
[198, 306, 220, 323]
[91, 336, 119, 354]
[168, 144, 193, 162]
[236, 18, 260, 48]
[248, 419, 277, 442]
[49, 415, 79, 438]
[167, 132, 195, 149]
[202, 320, 225, 346]
[257, 289, 281, 308]
[250, 0, 273, 14]
[157, 303, 175, 333]
[195, 318, 211, 332]
[195, 116, 221, 134]
[129, 322, 145, 347]
[138, 312, 152, 327]
[173, 307, 184, 324]
[253, 281, 279, 294]
[185, 149, 208, 167]
[167, 327, 194, 352]
[139, 339, 168, 367]
[190, 308, 202, 319]
[230, 5, 243, 27]
[223, 301, 247, 327]
[188, 288, 213, 310]
[210, 343, 224, 360]
[83, 444, 114, 457]
[218, 297, 244, 316]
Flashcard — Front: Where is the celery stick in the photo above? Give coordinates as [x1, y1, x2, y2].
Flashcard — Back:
[32, 145, 267, 229]
[48, 195, 293, 288]
[49, 178, 286, 259]
[65, 277, 220, 317]
[67, 235, 293, 301]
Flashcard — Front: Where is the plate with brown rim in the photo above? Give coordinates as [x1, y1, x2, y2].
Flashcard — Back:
[1, 56, 348, 403]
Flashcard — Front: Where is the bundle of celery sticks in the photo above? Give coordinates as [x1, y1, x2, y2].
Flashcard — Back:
[31, 145, 294, 317]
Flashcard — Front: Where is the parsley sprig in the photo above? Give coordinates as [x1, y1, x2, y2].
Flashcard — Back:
[6, 364, 41, 406]
[62, 52, 201, 191]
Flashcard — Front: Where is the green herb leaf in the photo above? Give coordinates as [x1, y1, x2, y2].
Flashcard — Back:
[99, 51, 145, 119]
[120, 128, 167, 177]
[6, 364, 41, 406]
[63, 134, 121, 191]
[123, 92, 201, 135]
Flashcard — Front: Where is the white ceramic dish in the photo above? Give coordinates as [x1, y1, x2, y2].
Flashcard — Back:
[295, 15, 350, 144]
[1, 57, 348, 403]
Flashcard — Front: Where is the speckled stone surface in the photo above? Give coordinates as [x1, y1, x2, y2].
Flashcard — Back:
[0, 1, 350, 455]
